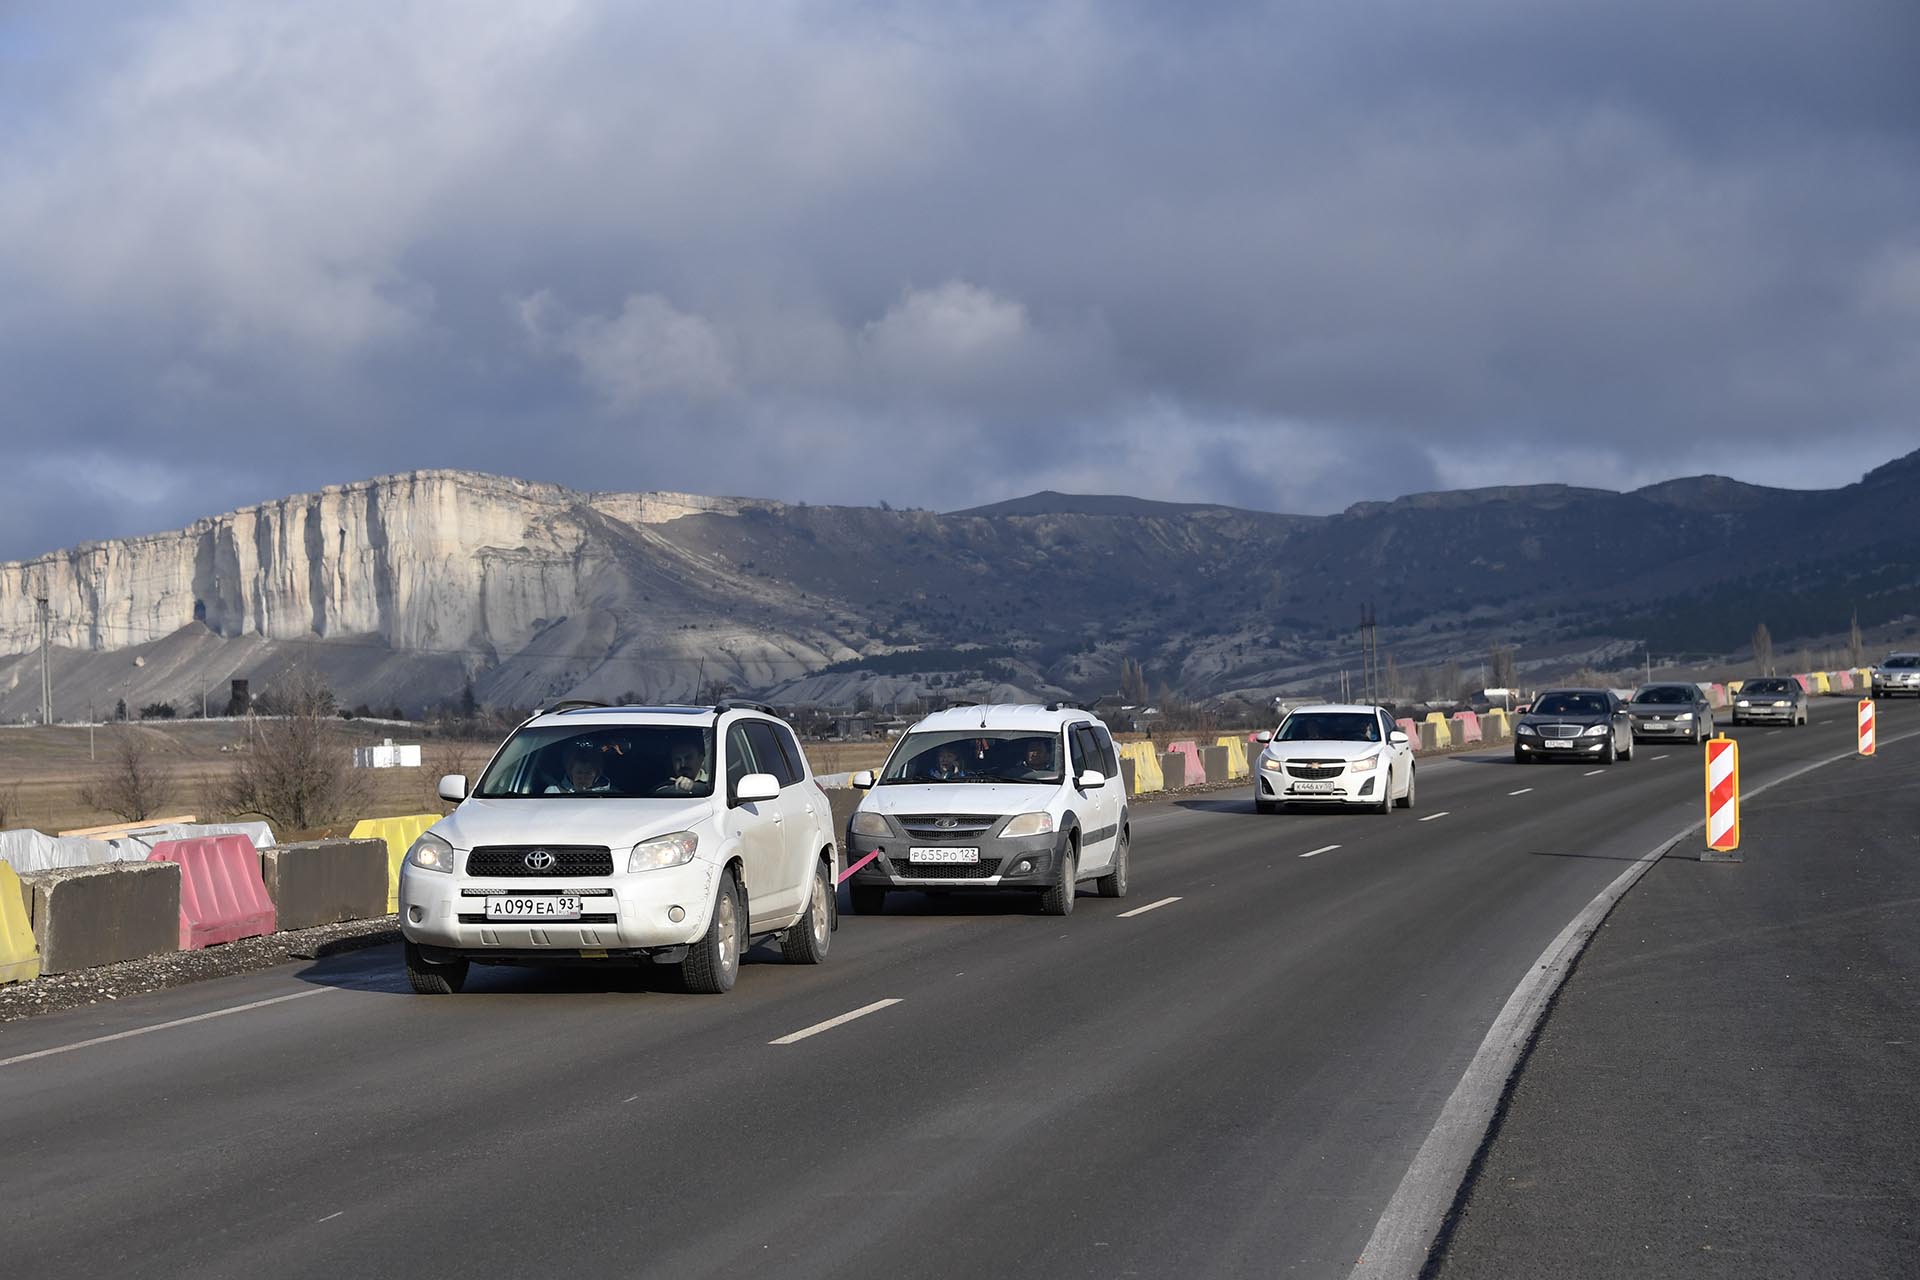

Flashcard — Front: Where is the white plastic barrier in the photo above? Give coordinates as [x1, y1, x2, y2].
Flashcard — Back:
[0, 821, 276, 873]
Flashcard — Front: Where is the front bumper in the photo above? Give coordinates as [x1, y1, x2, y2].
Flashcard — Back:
[1254, 765, 1384, 804]
[1629, 718, 1699, 738]
[1875, 677, 1920, 695]
[1731, 703, 1797, 721]
[1514, 733, 1611, 757]
[397, 858, 721, 957]
[844, 829, 1068, 888]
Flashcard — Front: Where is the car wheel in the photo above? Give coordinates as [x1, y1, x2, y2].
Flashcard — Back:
[1040, 842, 1077, 916]
[1620, 733, 1634, 761]
[679, 872, 741, 994]
[849, 883, 888, 916]
[404, 941, 467, 995]
[1514, 748, 1528, 764]
[1397, 766, 1416, 810]
[780, 859, 833, 965]
[1600, 738, 1615, 764]
[1096, 830, 1129, 899]
[1254, 796, 1278, 815]
[1375, 770, 1393, 814]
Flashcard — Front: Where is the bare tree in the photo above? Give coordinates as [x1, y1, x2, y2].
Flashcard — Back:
[1752, 623, 1774, 676]
[1487, 645, 1518, 690]
[80, 730, 176, 822]
[0, 780, 23, 830]
[1849, 610, 1865, 668]
[424, 738, 483, 810]
[1119, 657, 1150, 705]
[214, 672, 367, 834]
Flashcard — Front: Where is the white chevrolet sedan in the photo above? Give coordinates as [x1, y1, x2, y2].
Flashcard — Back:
[1253, 703, 1417, 814]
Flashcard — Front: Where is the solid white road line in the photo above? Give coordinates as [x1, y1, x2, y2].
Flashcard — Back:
[1118, 896, 1184, 917]
[1299, 845, 1341, 859]
[0, 987, 334, 1069]
[1349, 725, 1920, 1280]
[769, 998, 903, 1046]
[1417, 811, 1450, 822]
[1508, 788, 1533, 796]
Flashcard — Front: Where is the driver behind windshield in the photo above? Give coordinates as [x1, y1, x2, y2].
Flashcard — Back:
[666, 733, 711, 793]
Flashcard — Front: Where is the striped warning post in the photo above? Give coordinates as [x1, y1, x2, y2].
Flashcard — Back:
[1858, 698, 1876, 757]
[1703, 736, 1740, 861]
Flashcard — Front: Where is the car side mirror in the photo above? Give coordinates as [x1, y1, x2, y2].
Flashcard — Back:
[851, 770, 875, 791]
[1389, 731, 1409, 746]
[1077, 769, 1106, 790]
[1255, 731, 1273, 743]
[437, 773, 468, 803]
[734, 772, 781, 805]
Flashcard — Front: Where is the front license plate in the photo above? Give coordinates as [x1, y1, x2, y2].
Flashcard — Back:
[1544, 740, 1571, 748]
[1290, 781, 1338, 794]
[486, 895, 583, 920]
[909, 846, 980, 864]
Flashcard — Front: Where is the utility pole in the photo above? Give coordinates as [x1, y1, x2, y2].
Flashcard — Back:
[1358, 603, 1379, 705]
[36, 583, 52, 727]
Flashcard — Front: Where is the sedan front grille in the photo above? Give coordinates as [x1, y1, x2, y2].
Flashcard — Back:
[1539, 725, 1581, 740]
[896, 815, 1000, 840]
[887, 858, 1004, 880]
[467, 845, 615, 877]
[1285, 762, 1346, 780]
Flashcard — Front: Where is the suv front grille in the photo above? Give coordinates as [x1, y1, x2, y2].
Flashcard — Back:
[1285, 761, 1345, 780]
[896, 815, 1000, 840]
[887, 858, 1004, 880]
[467, 845, 615, 877]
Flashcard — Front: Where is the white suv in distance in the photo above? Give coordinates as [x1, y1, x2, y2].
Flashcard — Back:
[842, 704, 1129, 917]
[1254, 704, 1416, 813]
[397, 701, 839, 995]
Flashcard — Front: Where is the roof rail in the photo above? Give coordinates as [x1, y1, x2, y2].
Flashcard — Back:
[714, 699, 782, 718]
[543, 699, 610, 715]
[1045, 700, 1082, 712]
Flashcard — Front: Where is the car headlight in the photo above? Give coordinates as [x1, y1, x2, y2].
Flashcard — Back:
[1674, 712, 1695, 722]
[1002, 812, 1056, 838]
[1735, 699, 1750, 707]
[1347, 754, 1379, 772]
[407, 832, 456, 873]
[629, 831, 699, 873]
[1582, 724, 1608, 737]
[1772, 700, 1789, 708]
[1260, 756, 1284, 771]
[1516, 724, 1537, 735]
[849, 810, 892, 838]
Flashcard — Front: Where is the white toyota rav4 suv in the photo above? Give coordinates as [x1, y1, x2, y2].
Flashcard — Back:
[398, 701, 839, 995]
[1253, 703, 1417, 813]
[843, 704, 1130, 916]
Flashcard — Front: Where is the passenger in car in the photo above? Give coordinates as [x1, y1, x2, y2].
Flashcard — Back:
[545, 741, 614, 794]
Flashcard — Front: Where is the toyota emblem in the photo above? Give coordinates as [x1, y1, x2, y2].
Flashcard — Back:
[523, 849, 556, 872]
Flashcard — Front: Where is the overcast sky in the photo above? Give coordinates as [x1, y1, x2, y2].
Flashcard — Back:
[1, 0, 1915, 560]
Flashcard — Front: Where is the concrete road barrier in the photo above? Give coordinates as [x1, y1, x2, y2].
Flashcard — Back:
[260, 839, 389, 931]
[1167, 740, 1207, 785]
[1, 862, 39, 984]
[1213, 736, 1250, 779]
[1200, 745, 1230, 784]
[1483, 709, 1512, 741]
[1159, 752, 1188, 790]
[1118, 757, 1137, 794]
[348, 814, 442, 913]
[18, 861, 180, 974]
[1422, 713, 1454, 750]
[149, 835, 276, 950]
[1451, 711, 1483, 744]
[1117, 742, 1164, 793]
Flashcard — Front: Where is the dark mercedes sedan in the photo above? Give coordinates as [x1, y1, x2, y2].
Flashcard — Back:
[1731, 677, 1807, 726]
[1513, 689, 1633, 764]
[1628, 683, 1716, 744]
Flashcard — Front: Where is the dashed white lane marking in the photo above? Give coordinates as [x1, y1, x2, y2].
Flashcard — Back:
[0, 987, 334, 1069]
[1508, 788, 1533, 796]
[1653, 754, 1671, 761]
[1117, 896, 1184, 917]
[769, 998, 903, 1046]
[318, 1212, 344, 1224]
[1300, 845, 1341, 859]
[1417, 811, 1451, 822]
[1767, 730, 1783, 736]
[1584, 769, 1606, 777]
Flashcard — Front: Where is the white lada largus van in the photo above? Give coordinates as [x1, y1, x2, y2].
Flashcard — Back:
[842, 704, 1130, 917]
[398, 702, 839, 995]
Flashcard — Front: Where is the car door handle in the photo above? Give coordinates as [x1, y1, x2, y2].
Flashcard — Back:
[804, 804, 817, 815]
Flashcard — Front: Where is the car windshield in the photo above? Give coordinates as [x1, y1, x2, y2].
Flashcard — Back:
[1534, 693, 1610, 717]
[1745, 679, 1793, 695]
[1275, 712, 1380, 743]
[880, 730, 1062, 784]
[473, 724, 715, 798]
[1632, 686, 1695, 705]
[1886, 656, 1920, 669]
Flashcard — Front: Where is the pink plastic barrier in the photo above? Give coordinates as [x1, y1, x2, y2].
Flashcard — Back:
[148, 835, 276, 950]
[1793, 674, 1811, 692]
[1709, 683, 1728, 708]
[1837, 670, 1854, 691]
[1396, 717, 1419, 742]
[1166, 740, 1207, 785]
[1451, 711, 1483, 744]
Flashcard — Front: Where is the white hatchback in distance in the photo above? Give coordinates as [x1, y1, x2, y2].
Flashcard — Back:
[1253, 704, 1416, 814]
[397, 701, 839, 995]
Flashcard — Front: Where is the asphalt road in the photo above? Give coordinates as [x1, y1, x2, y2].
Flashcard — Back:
[0, 697, 1902, 1279]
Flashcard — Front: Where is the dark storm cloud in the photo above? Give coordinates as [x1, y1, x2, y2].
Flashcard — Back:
[0, 0, 1915, 559]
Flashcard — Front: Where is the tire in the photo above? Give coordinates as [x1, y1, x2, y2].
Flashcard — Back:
[405, 941, 468, 995]
[1620, 734, 1634, 761]
[1600, 739, 1615, 765]
[849, 883, 888, 916]
[1040, 842, 1077, 916]
[1375, 770, 1393, 814]
[1514, 748, 1528, 765]
[1254, 796, 1277, 815]
[679, 872, 742, 994]
[1396, 766, 1417, 810]
[1096, 830, 1129, 898]
[780, 859, 833, 965]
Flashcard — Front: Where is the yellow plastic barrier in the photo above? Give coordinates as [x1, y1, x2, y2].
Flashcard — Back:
[1482, 709, 1512, 741]
[1811, 672, 1832, 695]
[1, 863, 41, 985]
[1116, 741, 1165, 793]
[349, 813, 442, 913]
[1726, 680, 1744, 696]
[1422, 712, 1454, 750]
[1214, 735, 1250, 779]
